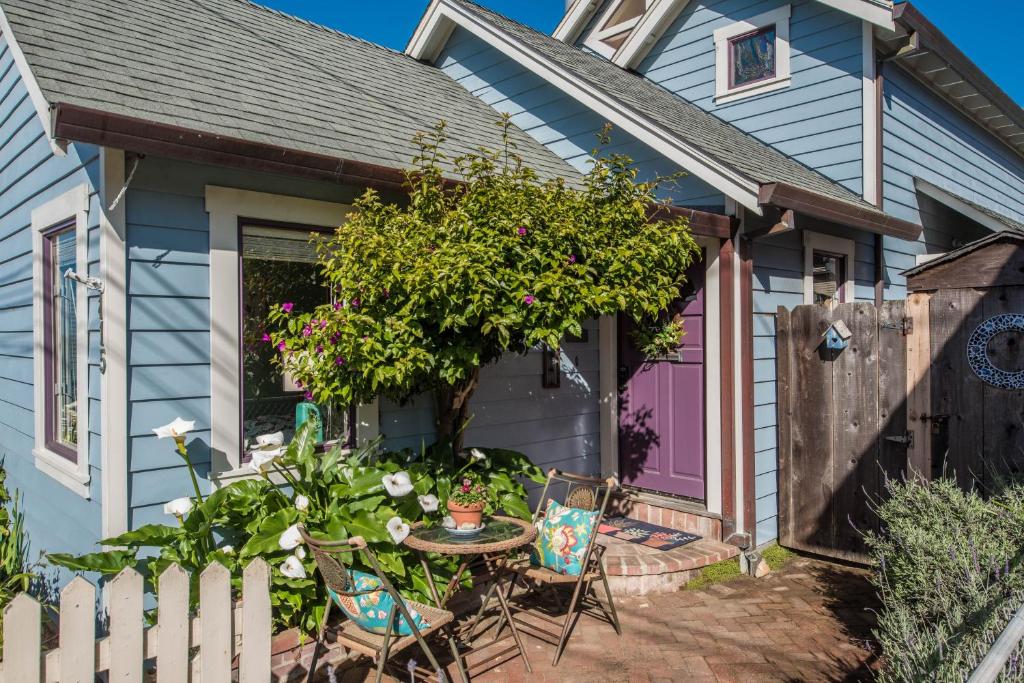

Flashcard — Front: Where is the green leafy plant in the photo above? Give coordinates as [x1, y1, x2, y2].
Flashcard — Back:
[49, 422, 543, 634]
[0, 467, 34, 657]
[266, 118, 700, 451]
[449, 471, 488, 507]
[864, 477, 1024, 681]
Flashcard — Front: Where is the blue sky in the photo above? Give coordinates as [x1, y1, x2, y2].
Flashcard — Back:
[260, 0, 1022, 105]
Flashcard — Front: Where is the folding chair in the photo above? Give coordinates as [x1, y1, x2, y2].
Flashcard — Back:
[299, 529, 457, 683]
[479, 469, 622, 666]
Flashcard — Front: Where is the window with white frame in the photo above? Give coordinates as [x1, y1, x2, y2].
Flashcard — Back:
[803, 231, 856, 305]
[584, 0, 653, 58]
[31, 184, 91, 496]
[714, 5, 791, 104]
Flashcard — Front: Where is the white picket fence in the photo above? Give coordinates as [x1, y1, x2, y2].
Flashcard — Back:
[0, 559, 273, 682]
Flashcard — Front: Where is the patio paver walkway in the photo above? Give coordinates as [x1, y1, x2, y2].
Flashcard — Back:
[335, 556, 881, 682]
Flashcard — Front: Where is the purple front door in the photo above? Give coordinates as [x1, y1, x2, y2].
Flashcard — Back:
[618, 259, 705, 500]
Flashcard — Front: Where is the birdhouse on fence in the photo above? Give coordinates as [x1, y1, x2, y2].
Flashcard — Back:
[822, 319, 852, 351]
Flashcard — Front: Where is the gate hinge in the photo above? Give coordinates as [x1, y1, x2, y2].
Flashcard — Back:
[881, 317, 913, 335]
[884, 431, 914, 448]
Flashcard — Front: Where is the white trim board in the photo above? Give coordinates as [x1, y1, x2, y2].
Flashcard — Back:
[803, 230, 857, 304]
[0, 9, 64, 156]
[552, 0, 600, 43]
[713, 5, 792, 105]
[408, 0, 764, 214]
[582, 0, 654, 60]
[613, 0, 694, 69]
[204, 186, 378, 480]
[31, 183, 92, 497]
[99, 148, 128, 539]
[914, 178, 1018, 234]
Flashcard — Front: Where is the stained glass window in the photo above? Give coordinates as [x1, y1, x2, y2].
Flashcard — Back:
[730, 25, 776, 88]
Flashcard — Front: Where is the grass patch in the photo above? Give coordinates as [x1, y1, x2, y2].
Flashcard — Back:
[684, 558, 741, 590]
[761, 543, 795, 571]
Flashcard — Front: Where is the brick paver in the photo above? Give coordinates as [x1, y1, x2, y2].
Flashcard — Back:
[331, 557, 880, 683]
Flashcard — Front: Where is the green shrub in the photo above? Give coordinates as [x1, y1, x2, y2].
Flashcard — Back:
[864, 477, 1024, 681]
[685, 558, 741, 590]
[0, 467, 34, 657]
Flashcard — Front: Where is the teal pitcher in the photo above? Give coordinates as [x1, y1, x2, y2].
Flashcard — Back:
[295, 402, 324, 444]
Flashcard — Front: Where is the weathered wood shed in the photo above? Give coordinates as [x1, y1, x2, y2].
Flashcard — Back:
[903, 230, 1024, 490]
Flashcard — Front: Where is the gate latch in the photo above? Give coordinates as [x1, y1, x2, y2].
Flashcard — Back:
[880, 317, 913, 335]
[884, 431, 914, 448]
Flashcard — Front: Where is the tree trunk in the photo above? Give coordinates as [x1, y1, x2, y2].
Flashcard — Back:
[436, 367, 481, 453]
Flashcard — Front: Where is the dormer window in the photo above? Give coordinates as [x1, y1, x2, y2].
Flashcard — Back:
[714, 5, 791, 104]
[584, 0, 652, 58]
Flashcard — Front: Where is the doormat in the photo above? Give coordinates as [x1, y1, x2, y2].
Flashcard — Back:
[598, 517, 701, 551]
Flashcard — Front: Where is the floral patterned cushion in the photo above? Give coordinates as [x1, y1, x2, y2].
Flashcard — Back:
[327, 570, 429, 636]
[530, 499, 599, 576]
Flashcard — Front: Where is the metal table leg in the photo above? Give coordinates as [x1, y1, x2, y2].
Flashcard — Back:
[416, 551, 470, 683]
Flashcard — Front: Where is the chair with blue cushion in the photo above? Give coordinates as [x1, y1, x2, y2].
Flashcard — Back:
[298, 528, 458, 683]
[475, 469, 621, 666]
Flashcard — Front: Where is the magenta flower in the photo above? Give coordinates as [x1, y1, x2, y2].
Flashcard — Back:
[517, 226, 527, 236]
[331, 332, 342, 343]
[316, 344, 324, 354]
[281, 302, 294, 313]
[319, 319, 328, 329]
[567, 254, 576, 264]
[262, 333, 271, 343]
[333, 302, 342, 311]
[302, 325, 312, 337]
[524, 294, 535, 305]
[382, 288, 390, 298]
[335, 356, 346, 366]
[277, 341, 286, 352]
[304, 391, 313, 401]
[351, 298, 361, 309]
[296, 380, 303, 389]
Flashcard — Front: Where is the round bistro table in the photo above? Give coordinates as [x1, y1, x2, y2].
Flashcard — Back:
[403, 516, 536, 678]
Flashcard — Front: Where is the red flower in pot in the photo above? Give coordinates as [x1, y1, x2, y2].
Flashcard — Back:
[446, 473, 488, 529]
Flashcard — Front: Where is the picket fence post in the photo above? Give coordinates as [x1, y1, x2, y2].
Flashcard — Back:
[0, 560, 275, 683]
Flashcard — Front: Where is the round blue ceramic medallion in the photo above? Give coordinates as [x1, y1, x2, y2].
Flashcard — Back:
[967, 314, 1024, 389]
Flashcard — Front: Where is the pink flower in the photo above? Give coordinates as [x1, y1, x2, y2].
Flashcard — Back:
[281, 302, 294, 313]
[331, 332, 342, 343]
[524, 295, 535, 305]
[302, 325, 312, 337]
[462, 478, 472, 487]
[304, 391, 313, 401]
[333, 302, 342, 311]
[319, 319, 328, 329]
[296, 381, 303, 389]
[567, 254, 576, 264]
[517, 226, 527, 236]
[316, 345, 324, 353]
[335, 356, 345, 366]
[262, 333, 271, 343]
[351, 298, 360, 309]
[462, 484, 471, 493]
[277, 341, 286, 352]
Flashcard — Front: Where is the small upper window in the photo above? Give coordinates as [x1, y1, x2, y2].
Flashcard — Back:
[811, 251, 846, 305]
[803, 231, 855, 305]
[584, 0, 653, 58]
[43, 223, 78, 458]
[714, 5, 791, 104]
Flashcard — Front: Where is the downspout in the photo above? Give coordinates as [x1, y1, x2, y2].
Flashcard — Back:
[874, 57, 887, 306]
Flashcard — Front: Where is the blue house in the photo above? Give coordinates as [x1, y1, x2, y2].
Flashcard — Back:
[0, 0, 1021, 591]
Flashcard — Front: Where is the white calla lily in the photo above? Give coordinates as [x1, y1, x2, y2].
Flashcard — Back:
[280, 555, 307, 579]
[294, 546, 307, 560]
[294, 494, 310, 511]
[153, 418, 196, 440]
[256, 431, 284, 447]
[220, 545, 234, 554]
[386, 516, 410, 545]
[417, 494, 439, 513]
[163, 497, 193, 518]
[279, 524, 304, 551]
[249, 447, 284, 474]
[470, 448, 487, 461]
[382, 471, 413, 497]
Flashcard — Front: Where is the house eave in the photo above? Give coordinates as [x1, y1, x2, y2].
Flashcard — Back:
[759, 182, 922, 241]
[552, 0, 600, 43]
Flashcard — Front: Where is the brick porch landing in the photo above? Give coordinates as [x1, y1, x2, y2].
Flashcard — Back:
[600, 534, 740, 595]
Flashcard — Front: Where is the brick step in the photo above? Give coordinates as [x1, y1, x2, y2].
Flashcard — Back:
[598, 535, 740, 596]
[607, 494, 723, 540]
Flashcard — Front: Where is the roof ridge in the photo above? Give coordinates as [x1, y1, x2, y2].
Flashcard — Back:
[234, 0, 405, 57]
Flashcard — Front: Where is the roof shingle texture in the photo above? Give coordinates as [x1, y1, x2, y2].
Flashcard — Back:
[450, 0, 885, 213]
[0, 0, 578, 181]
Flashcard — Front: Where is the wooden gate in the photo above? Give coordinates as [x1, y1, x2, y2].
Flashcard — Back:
[776, 302, 908, 562]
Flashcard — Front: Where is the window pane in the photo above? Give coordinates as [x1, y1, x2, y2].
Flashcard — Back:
[50, 229, 77, 449]
[601, 29, 633, 50]
[602, 0, 646, 29]
[241, 226, 348, 454]
[731, 25, 776, 88]
[812, 251, 845, 304]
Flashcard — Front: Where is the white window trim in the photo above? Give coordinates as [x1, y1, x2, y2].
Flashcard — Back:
[204, 186, 379, 486]
[31, 183, 92, 497]
[583, 0, 654, 59]
[803, 231, 856, 305]
[713, 5, 792, 105]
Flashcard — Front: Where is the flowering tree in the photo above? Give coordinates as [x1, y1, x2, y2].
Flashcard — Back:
[268, 119, 701, 450]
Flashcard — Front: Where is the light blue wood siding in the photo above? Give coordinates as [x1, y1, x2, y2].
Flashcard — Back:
[435, 27, 726, 210]
[0, 35, 102, 561]
[637, 0, 866, 194]
[880, 65, 1024, 298]
[123, 157, 368, 527]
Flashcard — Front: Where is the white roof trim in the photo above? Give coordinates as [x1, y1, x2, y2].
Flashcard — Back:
[0, 7, 63, 156]
[612, 0, 694, 69]
[552, 0, 601, 43]
[914, 178, 1018, 233]
[408, 0, 763, 213]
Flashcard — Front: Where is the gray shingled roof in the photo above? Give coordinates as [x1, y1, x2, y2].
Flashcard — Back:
[450, 0, 886, 213]
[0, 0, 578, 181]
[940, 186, 1024, 232]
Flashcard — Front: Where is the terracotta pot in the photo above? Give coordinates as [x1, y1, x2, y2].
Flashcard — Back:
[447, 499, 485, 528]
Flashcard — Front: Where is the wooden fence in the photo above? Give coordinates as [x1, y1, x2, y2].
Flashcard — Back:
[0, 559, 272, 682]
[776, 301, 909, 562]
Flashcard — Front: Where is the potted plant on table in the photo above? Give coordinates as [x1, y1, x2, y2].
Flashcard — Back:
[447, 471, 488, 529]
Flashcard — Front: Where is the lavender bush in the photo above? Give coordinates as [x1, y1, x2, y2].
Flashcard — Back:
[865, 477, 1024, 681]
